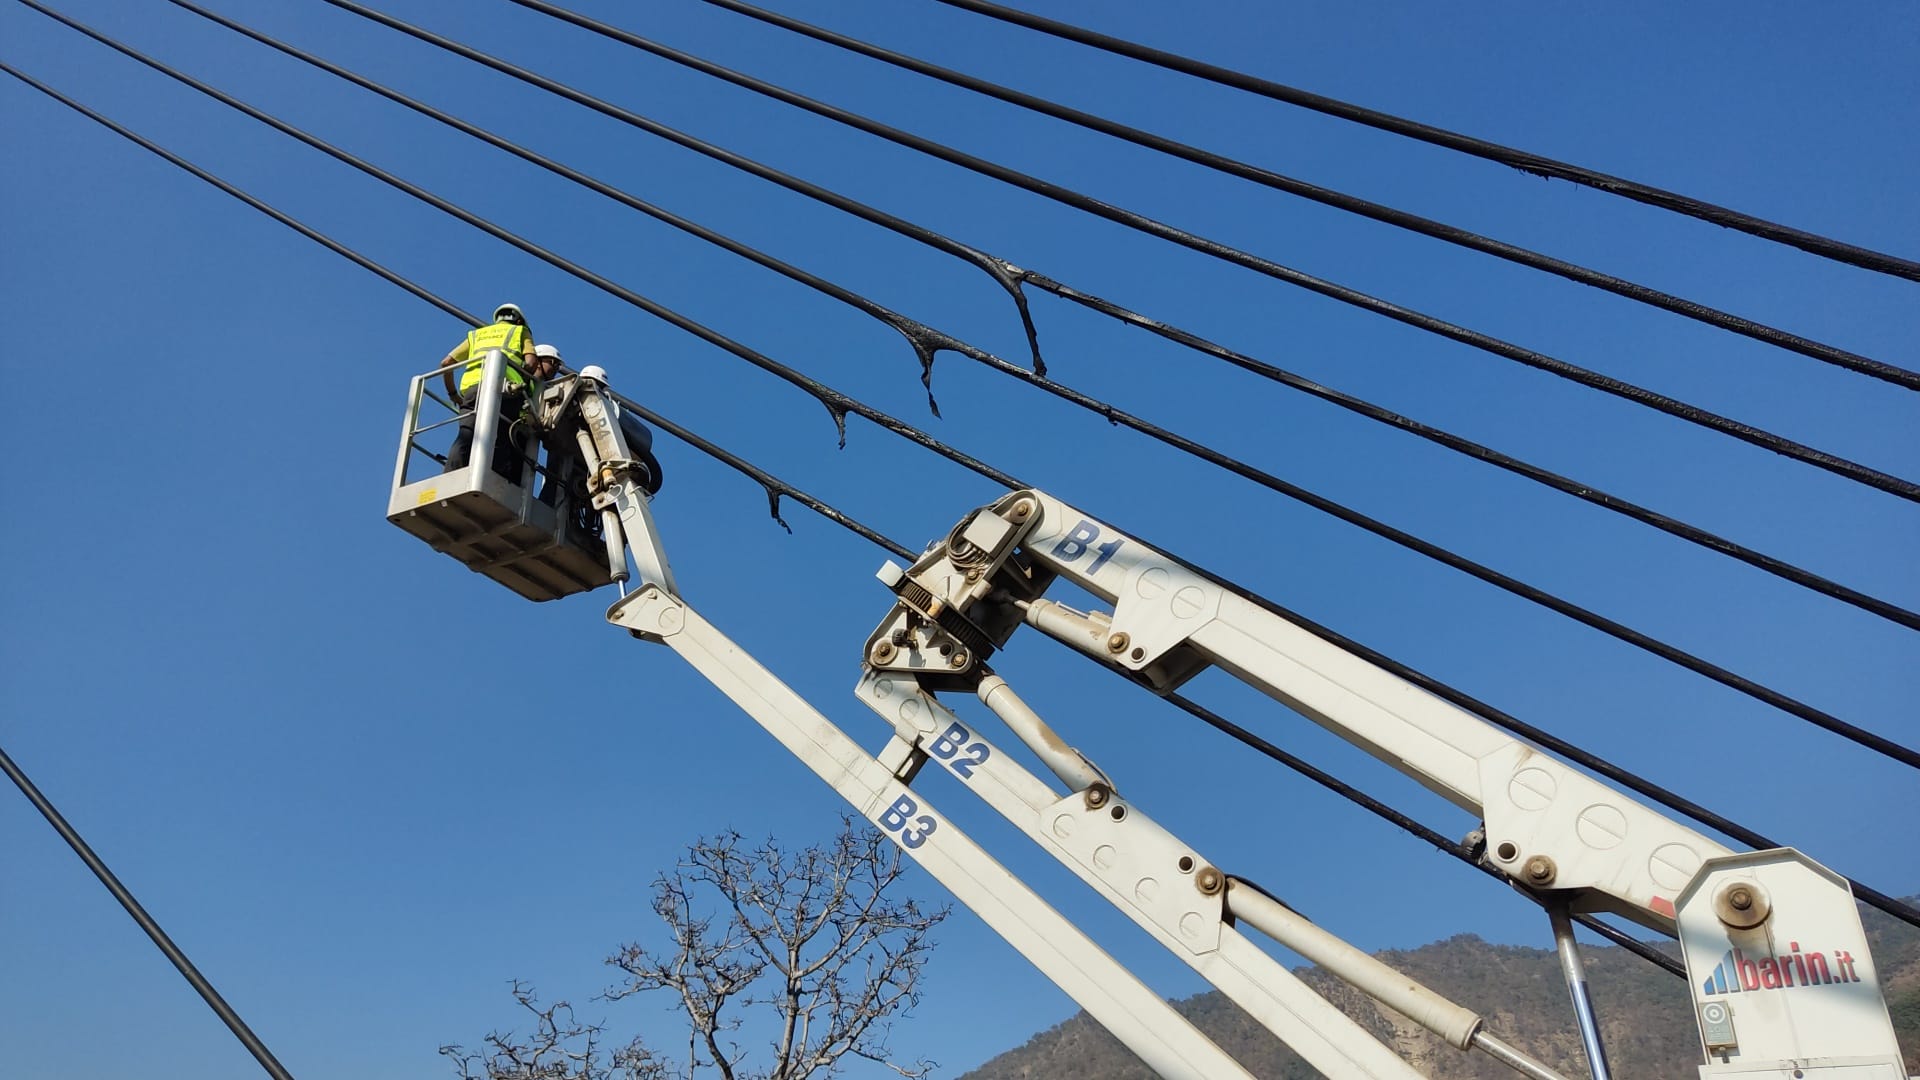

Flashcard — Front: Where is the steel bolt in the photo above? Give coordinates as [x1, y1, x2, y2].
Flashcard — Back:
[1522, 855, 1557, 886]
[1010, 499, 1033, 522]
[871, 641, 896, 664]
[949, 651, 969, 669]
[1195, 867, 1224, 896]
[1728, 887, 1754, 911]
[1106, 632, 1130, 654]
[1083, 785, 1110, 809]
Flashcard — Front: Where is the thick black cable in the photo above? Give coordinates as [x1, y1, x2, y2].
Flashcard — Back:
[179, 1, 1920, 635]
[11, 0, 1024, 491]
[0, 52, 907, 554]
[105, 0, 1915, 766]
[263, 1, 1044, 373]
[23, 5, 1915, 931]
[1017, 271, 1920, 632]
[0, 56, 1800, 989]
[704, 0, 1920, 392]
[932, 0, 1920, 284]
[610, 387, 914, 556]
[2, 59, 469, 329]
[0, 741, 300, 1080]
[1161, 693, 1687, 978]
[501, 0, 1920, 505]
[168, 0, 957, 418]
[892, 320, 1920, 768]
[177, 0, 1920, 638]
[1125, 526, 1920, 931]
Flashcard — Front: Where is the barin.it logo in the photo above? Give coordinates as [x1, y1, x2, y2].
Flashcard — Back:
[1701, 941, 1861, 996]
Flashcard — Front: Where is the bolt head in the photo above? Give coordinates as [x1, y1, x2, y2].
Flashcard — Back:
[1522, 855, 1556, 885]
[1728, 887, 1753, 911]
[1084, 786, 1109, 808]
[949, 651, 969, 669]
[871, 641, 896, 663]
[1106, 632, 1130, 653]
[1195, 867, 1224, 895]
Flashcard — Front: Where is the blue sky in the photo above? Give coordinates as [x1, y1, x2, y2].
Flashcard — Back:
[2, 1, 1915, 1077]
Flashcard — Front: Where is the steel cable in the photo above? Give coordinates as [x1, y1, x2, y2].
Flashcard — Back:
[495, 0, 1920, 504]
[40, 0, 1911, 771]
[0, 739, 300, 1080]
[932, 0, 1920, 284]
[15, 2, 1915, 932]
[1159, 693, 1687, 977]
[0, 56, 903, 556]
[11, 0, 1030, 487]
[9, 56, 1905, 978]
[174, 0, 1920, 635]
[1016, 265, 1920, 631]
[702, 0, 1920, 392]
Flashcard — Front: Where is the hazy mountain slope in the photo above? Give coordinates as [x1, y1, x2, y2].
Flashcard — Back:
[959, 898, 1920, 1079]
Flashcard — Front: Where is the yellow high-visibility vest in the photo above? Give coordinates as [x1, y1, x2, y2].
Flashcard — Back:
[458, 322, 531, 394]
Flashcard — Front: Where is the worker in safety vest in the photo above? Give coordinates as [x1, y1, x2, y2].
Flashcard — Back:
[441, 303, 541, 482]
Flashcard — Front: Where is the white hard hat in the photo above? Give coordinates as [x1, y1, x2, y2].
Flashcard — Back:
[492, 302, 526, 324]
[579, 364, 609, 382]
[532, 343, 562, 362]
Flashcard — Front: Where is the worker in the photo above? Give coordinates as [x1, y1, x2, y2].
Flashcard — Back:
[578, 364, 665, 498]
[441, 303, 539, 483]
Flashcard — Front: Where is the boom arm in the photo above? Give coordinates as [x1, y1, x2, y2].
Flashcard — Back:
[862, 488, 1906, 1077]
[589, 452, 1256, 1080]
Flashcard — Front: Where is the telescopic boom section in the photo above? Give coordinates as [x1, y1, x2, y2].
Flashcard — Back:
[579, 463, 1249, 1078]
[862, 488, 1906, 1076]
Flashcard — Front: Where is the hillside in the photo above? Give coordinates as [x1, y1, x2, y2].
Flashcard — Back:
[959, 899, 1920, 1079]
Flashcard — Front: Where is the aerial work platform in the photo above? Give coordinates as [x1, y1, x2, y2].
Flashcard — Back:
[386, 350, 615, 602]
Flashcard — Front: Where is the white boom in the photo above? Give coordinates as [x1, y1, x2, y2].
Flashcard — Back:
[578, 390, 1258, 1080]
[390, 370, 1907, 1078]
[857, 488, 1906, 1079]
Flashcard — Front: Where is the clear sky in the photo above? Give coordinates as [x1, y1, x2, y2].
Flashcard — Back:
[2, 1, 1915, 1078]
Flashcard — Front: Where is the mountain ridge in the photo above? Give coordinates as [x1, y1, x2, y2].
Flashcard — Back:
[958, 898, 1920, 1079]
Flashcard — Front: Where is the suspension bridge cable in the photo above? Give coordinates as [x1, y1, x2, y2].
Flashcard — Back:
[0, 55, 905, 554]
[167, 0, 956, 418]
[47, 0, 1914, 772]
[14, 60, 1905, 963]
[495, 0, 1920, 505]
[1117, 514, 1920, 930]
[702, 0, 1920, 393]
[21, 6, 1915, 932]
[13, 0, 1027, 486]
[0, 738, 300, 1080]
[1014, 270, 1920, 631]
[264, 0, 1038, 376]
[931, 0, 1920, 284]
[172, 1, 1920, 636]
[229, 4, 1042, 371]
[0, 56, 1563, 954]
[1158, 693, 1687, 977]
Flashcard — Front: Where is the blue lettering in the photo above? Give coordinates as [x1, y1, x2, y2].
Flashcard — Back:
[929, 722, 970, 761]
[1051, 520, 1101, 563]
[879, 793, 937, 849]
[956, 742, 991, 779]
[1087, 536, 1124, 575]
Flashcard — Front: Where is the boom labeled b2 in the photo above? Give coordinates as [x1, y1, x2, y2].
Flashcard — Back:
[859, 488, 1906, 1079]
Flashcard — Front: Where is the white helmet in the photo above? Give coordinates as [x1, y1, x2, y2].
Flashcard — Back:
[492, 302, 526, 325]
[578, 364, 609, 382]
[532, 343, 562, 363]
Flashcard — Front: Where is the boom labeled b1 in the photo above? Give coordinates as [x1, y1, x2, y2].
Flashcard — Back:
[862, 488, 1905, 1078]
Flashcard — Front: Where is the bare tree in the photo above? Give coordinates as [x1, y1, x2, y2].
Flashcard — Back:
[444, 818, 948, 1080]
